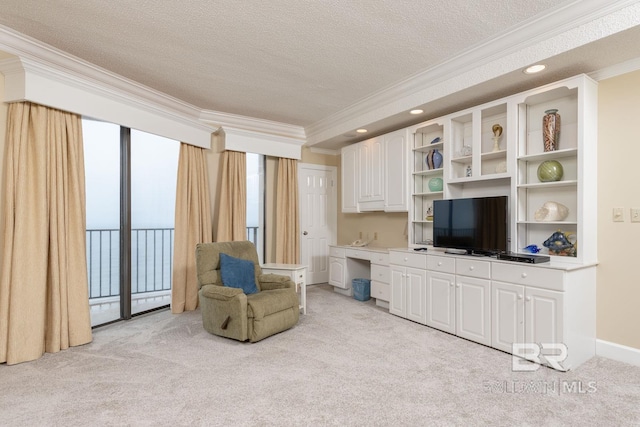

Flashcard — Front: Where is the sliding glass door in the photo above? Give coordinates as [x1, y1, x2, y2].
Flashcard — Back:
[83, 119, 179, 326]
[130, 130, 179, 314]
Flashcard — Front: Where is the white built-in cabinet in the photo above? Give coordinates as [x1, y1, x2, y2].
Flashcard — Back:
[405, 74, 597, 265]
[389, 251, 427, 324]
[423, 255, 491, 346]
[384, 129, 409, 212]
[340, 129, 409, 213]
[336, 75, 598, 371]
[389, 248, 595, 370]
[358, 136, 385, 210]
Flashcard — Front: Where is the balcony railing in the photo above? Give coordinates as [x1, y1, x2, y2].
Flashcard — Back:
[86, 227, 260, 300]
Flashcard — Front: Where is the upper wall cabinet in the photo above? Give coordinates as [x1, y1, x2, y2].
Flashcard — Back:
[384, 129, 410, 212]
[358, 136, 385, 211]
[341, 129, 409, 213]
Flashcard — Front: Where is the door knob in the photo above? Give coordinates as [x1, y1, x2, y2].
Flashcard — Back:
[303, 231, 308, 235]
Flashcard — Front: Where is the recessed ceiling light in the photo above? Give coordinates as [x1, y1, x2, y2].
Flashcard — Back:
[356, 128, 368, 134]
[524, 64, 546, 74]
[410, 109, 424, 115]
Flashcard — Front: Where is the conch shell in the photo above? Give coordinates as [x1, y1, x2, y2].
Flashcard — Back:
[534, 201, 569, 222]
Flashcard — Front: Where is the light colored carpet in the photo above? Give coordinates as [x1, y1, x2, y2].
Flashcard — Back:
[2, 284, 639, 426]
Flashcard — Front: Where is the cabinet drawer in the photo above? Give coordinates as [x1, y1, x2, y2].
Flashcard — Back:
[371, 281, 390, 302]
[426, 255, 455, 274]
[370, 252, 390, 266]
[389, 251, 427, 269]
[456, 258, 491, 279]
[492, 263, 565, 291]
[345, 248, 371, 260]
[329, 246, 345, 258]
[371, 264, 390, 284]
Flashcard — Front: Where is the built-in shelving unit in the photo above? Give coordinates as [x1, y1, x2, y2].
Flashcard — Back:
[409, 120, 444, 245]
[513, 75, 597, 264]
[405, 74, 597, 264]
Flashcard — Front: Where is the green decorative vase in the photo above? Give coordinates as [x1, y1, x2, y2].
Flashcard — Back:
[537, 160, 564, 182]
[428, 177, 443, 192]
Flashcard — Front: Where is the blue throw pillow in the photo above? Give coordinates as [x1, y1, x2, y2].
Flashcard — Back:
[219, 253, 259, 294]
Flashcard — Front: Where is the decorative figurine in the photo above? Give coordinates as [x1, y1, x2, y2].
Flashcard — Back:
[492, 124, 503, 152]
[534, 201, 569, 222]
[523, 244, 541, 254]
[543, 230, 577, 257]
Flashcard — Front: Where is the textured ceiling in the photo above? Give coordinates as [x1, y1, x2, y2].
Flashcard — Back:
[0, 0, 560, 127]
[0, 1, 639, 149]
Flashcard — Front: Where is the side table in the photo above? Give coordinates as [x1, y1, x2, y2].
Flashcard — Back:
[261, 263, 307, 314]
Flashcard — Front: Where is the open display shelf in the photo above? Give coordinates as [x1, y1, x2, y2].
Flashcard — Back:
[406, 74, 597, 264]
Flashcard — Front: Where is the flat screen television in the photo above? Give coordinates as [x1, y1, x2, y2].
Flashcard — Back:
[433, 196, 508, 255]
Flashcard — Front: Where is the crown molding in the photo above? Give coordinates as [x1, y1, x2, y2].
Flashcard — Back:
[0, 25, 211, 123]
[307, 147, 339, 156]
[589, 56, 640, 81]
[200, 110, 306, 142]
[0, 25, 306, 142]
[304, 0, 640, 145]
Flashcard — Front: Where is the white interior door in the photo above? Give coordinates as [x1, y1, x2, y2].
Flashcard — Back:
[299, 164, 337, 284]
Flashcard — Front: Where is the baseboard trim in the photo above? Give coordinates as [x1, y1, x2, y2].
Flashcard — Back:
[596, 339, 640, 367]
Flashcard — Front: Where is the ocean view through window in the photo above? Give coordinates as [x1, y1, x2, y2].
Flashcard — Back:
[83, 119, 179, 325]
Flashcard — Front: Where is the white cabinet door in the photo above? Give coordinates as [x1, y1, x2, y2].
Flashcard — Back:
[389, 265, 406, 317]
[426, 271, 455, 334]
[456, 276, 491, 345]
[384, 129, 408, 212]
[328, 257, 346, 289]
[492, 281, 525, 353]
[358, 137, 385, 210]
[406, 267, 427, 325]
[340, 144, 358, 213]
[525, 287, 564, 346]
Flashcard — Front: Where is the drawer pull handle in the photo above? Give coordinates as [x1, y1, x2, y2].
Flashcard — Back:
[456, 283, 460, 288]
[437, 262, 443, 266]
[521, 273, 527, 278]
[469, 266, 474, 271]
[404, 257, 408, 261]
[526, 296, 531, 302]
[518, 294, 523, 300]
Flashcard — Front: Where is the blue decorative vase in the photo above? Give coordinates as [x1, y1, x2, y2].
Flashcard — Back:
[425, 149, 443, 170]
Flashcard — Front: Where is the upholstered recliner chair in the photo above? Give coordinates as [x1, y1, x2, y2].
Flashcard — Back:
[195, 241, 300, 342]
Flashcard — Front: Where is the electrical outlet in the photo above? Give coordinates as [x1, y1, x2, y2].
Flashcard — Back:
[613, 207, 624, 222]
[631, 208, 640, 223]
[374, 232, 378, 240]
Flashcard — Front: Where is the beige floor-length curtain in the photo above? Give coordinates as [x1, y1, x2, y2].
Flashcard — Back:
[0, 102, 92, 365]
[171, 143, 213, 313]
[216, 150, 246, 242]
[275, 158, 300, 264]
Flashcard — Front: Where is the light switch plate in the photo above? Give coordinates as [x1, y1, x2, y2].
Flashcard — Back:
[613, 207, 624, 222]
[631, 208, 640, 223]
